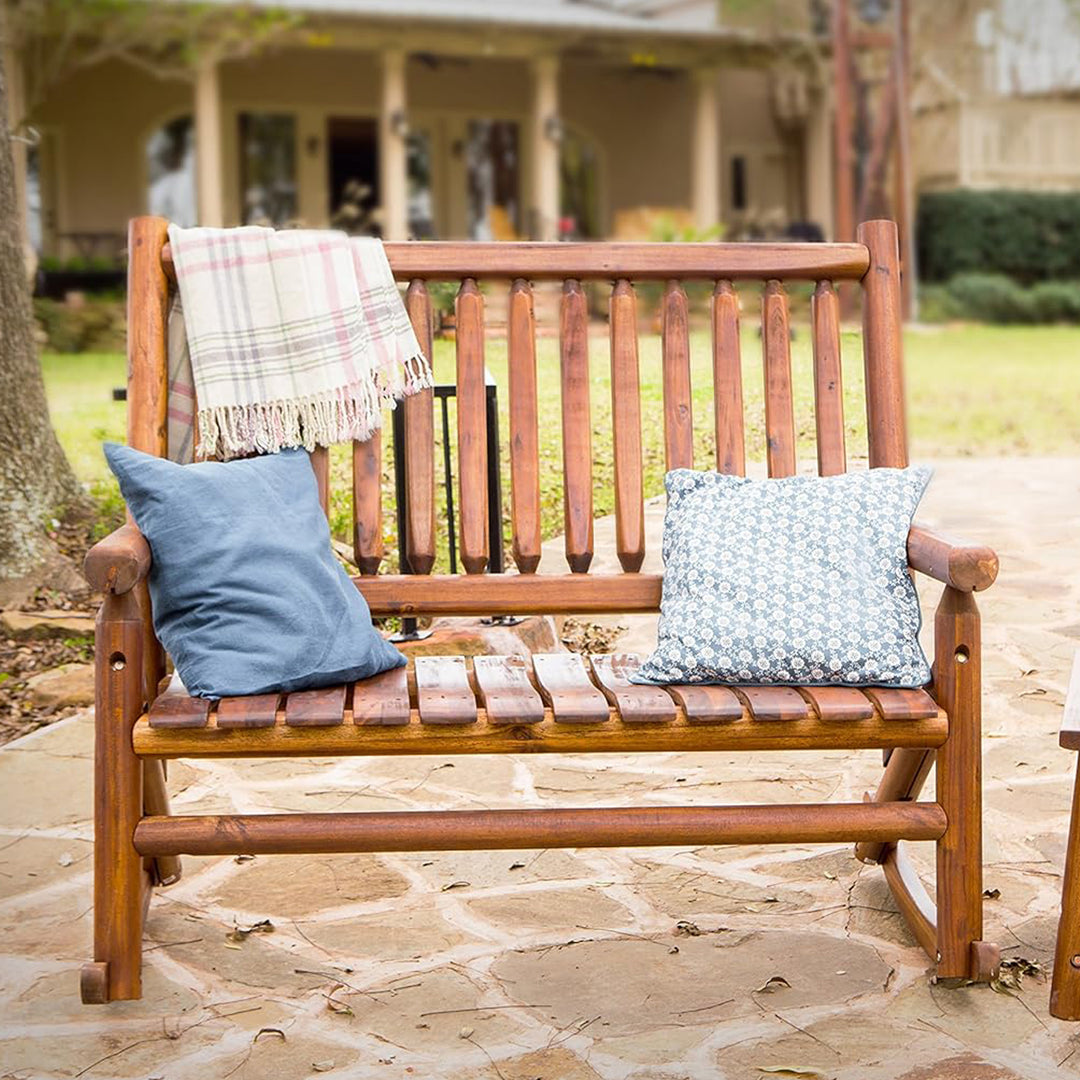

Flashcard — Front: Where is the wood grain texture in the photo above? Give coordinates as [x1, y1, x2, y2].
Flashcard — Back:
[285, 686, 347, 727]
[858, 220, 908, 468]
[853, 746, 935, 865]
[907, 526, 998, 593]
[801, 686, 875, 721]
[811, 280, 846, 476]
[89, 592, 145, 1002]
[661, 279, 693, 471]
[455, 279, 489, 573]
[737, 686, 810, 721]
[403, 281, 436, 574]
[142, 758, 181, 886]
[353, 433, 383, 574]
[532, 653, 611, 724]
[761, 280, 797, 477]
[712, 280, 745, 475]
[356, 572, 662, 615]
[589, 654, 677, 724]
[609, 280, 646, 572]
[84, 524, 151, 596]
[507, 279, 542, 573]
[133, 705, 948, 758]
[1051, 755, 1080, 1019]
[165, 240, 873, 282]
[148, 674, 210, 729]
[135, 801, 946, 858]
[559, 279, 594, 572]
[864, 687, 939, 721]
[352, 667, 411, 727]
[666, 684, 744, 723]
[934, 587, 984, 979]
[216, 695, 279, 730]
[415, 656, 478, 725]
[473, 655, 545, 724]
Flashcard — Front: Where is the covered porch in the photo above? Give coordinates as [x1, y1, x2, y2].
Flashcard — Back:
[16, 9, 834, 255]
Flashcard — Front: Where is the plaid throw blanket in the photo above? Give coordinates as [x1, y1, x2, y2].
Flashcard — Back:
[165, 225, 431, 463]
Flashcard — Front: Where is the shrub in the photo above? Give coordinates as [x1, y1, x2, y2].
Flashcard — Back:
[34, 297, 126, 353]
[1028, 280, 1080, 323]
[917, 189, 1080, 284]
[942, 273, 1035, 324]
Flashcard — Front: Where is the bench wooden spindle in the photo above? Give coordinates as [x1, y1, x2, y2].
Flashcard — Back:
[712, 279, 745, 475]
[761, 279, 797, 478]
[661, 279, 693, 471]
[403, 280, 436, 574]
[811, 280, 846, 476]
[507, 278, 542, 573]
[455, 278, 489, 573]
[352, 433, 383, 574]
[609, 279, 646, 572]
[559, 278, 594, 573]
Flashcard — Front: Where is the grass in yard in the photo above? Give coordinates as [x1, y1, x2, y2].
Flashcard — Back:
[42, 322, 1080, 571]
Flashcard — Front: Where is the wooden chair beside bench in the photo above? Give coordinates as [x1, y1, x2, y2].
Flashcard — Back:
[80, 215, 1001, 1003]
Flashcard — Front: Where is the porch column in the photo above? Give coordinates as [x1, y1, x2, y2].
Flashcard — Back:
[691, 67, 721, 232]
[379, 49, 408, 241]
[194, 57, 225, 227]
[530, 54, 560, 241]
[804, 88, 834, 238]
[4, 40, 28, 248]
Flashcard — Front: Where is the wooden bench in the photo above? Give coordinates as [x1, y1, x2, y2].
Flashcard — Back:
[80, 215, 1001, 1003]
[1052, 651, 1080, 1020]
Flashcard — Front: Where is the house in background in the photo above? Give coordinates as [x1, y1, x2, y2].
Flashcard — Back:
[7, 0, 834, 259]
[911, 0, 1080, 192]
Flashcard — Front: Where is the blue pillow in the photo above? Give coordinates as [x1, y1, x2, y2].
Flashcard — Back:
[103, 443, 405, 699]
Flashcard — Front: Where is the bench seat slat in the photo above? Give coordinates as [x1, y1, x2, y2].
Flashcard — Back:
[590, 654, 677, 724]
[415, 656, 478, 725]
[737, 686, 810, 721]
[473, 655, 545, 725]
[532, 653, 609, 724]
[148, 674, 210, 729]
[801, 686, 875, 721]
[285, 686, 346, 727]
[216, 694, 280, 729]
[353, 667, 411, 727]
[864, 687, 939, 721]
[665, 684, 744, 723]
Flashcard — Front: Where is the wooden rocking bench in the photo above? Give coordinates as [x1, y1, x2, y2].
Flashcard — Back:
[80, 216, 1000, 1003]
[1052, 651, 1080, 1020]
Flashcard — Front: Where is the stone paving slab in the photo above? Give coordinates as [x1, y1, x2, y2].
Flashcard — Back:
[1, 458, 1079, 1079]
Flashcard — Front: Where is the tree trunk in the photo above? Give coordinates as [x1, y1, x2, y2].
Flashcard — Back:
[0, 40, 86, 591]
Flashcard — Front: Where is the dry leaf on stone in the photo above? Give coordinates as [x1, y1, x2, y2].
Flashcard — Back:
[674, 920, 702, 936]
[992, 955, 1043, 995]
[326, 984, 355, 1016]
[441, 880, 470, 891]
[756, 1068, 824, 1078]
[983, 887, 1001, 899]
[311, 1061, 335, 1072]
[754, 976, 791, 994]
[253, 1028, 286, 1043]
[234, 854, 255, 864]
[458, 1026, 474, 1039]
[227, 918, 275, 943]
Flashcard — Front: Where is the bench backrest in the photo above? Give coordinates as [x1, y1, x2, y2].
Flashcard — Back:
[129, 217, 907, 619]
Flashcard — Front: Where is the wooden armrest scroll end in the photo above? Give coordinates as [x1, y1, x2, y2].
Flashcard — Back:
[907, 525, 998, 593]
[84, 524, 151, 595]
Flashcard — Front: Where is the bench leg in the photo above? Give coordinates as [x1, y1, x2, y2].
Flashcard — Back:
[933, 587, 998, 982]
[1051, 756, 1080, 1020]
[81, 593, 146, 1004]
[143, 759, 181, 887]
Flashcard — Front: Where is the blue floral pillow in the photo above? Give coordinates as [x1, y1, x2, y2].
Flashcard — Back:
[633, 466, 932, 688]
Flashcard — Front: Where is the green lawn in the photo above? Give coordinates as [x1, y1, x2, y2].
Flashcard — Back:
[42, 323, 1080, 571]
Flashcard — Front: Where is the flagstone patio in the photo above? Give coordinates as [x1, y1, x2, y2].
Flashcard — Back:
[1, 457, 1079, 1079]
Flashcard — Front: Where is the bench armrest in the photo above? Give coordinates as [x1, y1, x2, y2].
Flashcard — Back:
[906, 524, 998, 592]
[84, 524, 151, 595]
[1063, 650, 1080, 751]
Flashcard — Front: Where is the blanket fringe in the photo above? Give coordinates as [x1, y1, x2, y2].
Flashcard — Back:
[196, 360, 431, 461]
